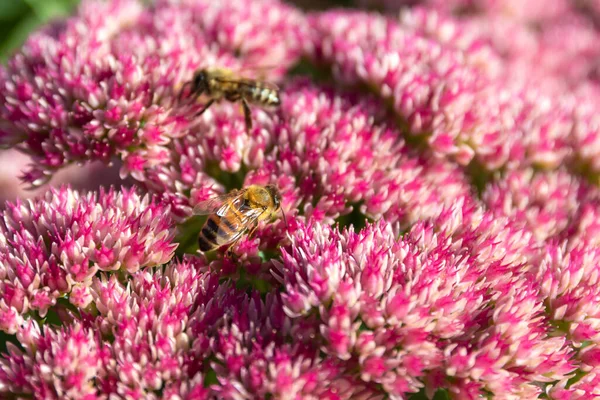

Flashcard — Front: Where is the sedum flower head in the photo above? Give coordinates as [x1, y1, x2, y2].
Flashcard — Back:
[0, 185, 176, 334]
[1, 0, 600, 398]
[276, 219, 574, 398]
[0, 322, 101, 399]
[0, 0, 308, 187]
[310, 6, 600, 180]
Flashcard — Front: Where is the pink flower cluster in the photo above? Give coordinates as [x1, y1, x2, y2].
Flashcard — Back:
[0, 0, 307, 186]
[2, 0, 600, 398]
[277, 219, 572, 398]
[0, 187, 176, 335]
[311, 4, 600, 177]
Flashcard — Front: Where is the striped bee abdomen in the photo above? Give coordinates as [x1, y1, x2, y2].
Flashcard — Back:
[197, 214, 239, 252]
[246, 85, 280, 106]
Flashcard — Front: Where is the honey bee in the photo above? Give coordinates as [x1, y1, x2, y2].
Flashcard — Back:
[178, 67, 281, 131]
[193, 184, 286, 254]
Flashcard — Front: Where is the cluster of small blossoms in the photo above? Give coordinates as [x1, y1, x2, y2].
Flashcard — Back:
[0, 321, 101, 398]
[482, 169, 599, 243]
[90, 260, 206, 398]
[0, 260, 206, 399]
[533, 244, 600, 398]
[408, 1, 600, 182]
[276, 218, 573, 398]
[0, 253, 374, 399]
[310, 10, 516, 169]
[360, 0, 573, 23]
[0, 0, 308, 187]
[142, 79, 473, 231]
[398, 7, 600, 92]
[3, 0, 600, 398]
[186, 273, 361, 399]
[309, 6, 600, 181]
[140, 96, 280, 221]
[0, 186, 176, 335]
[154, 0, 311, 77]
[0, 198, 588, 399]
[249, 81, 474, 227]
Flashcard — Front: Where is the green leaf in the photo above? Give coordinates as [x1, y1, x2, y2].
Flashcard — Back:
[22, 0, 78, 21]
[566, 369, 587, 389]
[0, 330, 21, 354]
[43, 307, 63, 327]
[203, 367, 218, 386]
[335, 201, 372, 232]
[0, 13, 41, 62]
[0, 0, 29, 21]
[408, 388, 452, 400]
[433, 389, 452, 400]
[0, 0, 80, 61]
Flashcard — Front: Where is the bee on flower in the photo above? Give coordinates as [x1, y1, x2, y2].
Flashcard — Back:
[178, 67, 281, 131]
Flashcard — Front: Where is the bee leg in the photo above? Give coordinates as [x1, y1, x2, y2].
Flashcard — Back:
[241, 98, 253, 131]
[194, 98, 215, 118]
[225, 234, 244, 258]
[246, 222, 260, 239]
[225, 245, 235, 258]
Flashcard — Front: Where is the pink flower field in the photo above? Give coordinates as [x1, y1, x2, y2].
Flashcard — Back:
[1, 0, 600, 398]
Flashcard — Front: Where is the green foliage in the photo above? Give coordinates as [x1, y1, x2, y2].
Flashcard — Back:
[409, 388, 452, 400]
[0, 0, 79, 62]
[203, 365, 219, 385]
[0, 330, 19, 354]
[335, 201, 373, 232]
[175, 214, 206, 256]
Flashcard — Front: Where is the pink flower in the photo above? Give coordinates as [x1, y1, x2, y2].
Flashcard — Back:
[0, 0, 308, 188]
[0, 322, 101, 399]
[0, 186, 176, 333]
[1, 0, 600, 397]
[309, 7, 600, 179]
[356, 0, 570, 23]
[483, 169, 593, 242]
[276, 218, 573, 397]
[91, 260, 205, 396]
[187, 271, 370, 399]
[536, 244, 600, 345]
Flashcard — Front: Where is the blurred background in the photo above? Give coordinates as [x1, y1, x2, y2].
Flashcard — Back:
[0, 0, 353, 62]
[0, 0, 79, 62]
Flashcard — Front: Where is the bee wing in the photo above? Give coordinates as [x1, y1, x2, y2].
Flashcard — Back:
[239, 78, 279, 91]
[220, 205, 265, 240]
[192, 190, 244, 216]
[253, 80, 279, 91]
[213, 76, 279, 91]
[212, 201, 266, 246]
[239, 206, 266, 227]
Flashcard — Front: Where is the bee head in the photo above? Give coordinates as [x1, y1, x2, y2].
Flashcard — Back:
[191, 69, 209, 93]
[265, 184, 288, 228]
[265, 184, 281, 211]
